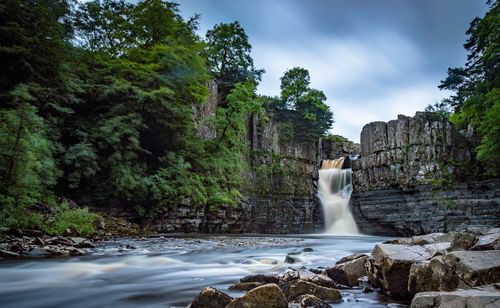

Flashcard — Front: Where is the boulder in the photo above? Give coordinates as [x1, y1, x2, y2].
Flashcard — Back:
[423, 242, 450, 257]
[449, 232, 477, 251]
[229, 282, 263, 292]
[471, 230, 500, 251]
[282, 269, 337, 288]
[288, 294, 330, 308]
[411, 288, 500, 308]
[371, 244, 431, 298]
[286, 279, 341, 303]
[326, 255, 368, 286]
[409, 250, 500, 294]
[444, 250, 500, 289]
[365, 257, 382, 288]
[240, 273, 280, 285]
[336, 253, 367, 265]
[225, 284, 287, 308]
[70, 237, 95, 248]
[190, 287, 232, 308]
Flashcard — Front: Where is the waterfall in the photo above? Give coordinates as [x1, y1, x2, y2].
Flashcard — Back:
[318, 157, 359, 234]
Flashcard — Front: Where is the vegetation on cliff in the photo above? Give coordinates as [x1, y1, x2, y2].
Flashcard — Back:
[439, 0, 500, 176]
[0, 0, 334, 232]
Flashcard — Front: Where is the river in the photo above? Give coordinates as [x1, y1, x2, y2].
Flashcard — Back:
[0, 234, 407, 308]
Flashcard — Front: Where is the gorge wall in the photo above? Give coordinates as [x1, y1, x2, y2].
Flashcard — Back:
[351, 113, 500, 236]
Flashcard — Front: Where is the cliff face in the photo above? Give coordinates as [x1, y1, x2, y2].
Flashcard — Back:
[351, 113, 499, 236]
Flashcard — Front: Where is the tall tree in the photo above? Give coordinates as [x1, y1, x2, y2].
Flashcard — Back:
[279, 68, 334, 142]
[205, 21, 263, 100]
[439, 0, 499, 175]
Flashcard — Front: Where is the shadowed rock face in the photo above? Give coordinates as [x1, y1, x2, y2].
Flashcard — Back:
[350, 112, 500, 236]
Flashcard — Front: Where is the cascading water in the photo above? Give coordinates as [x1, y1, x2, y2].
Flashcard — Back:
[318, 157, 359, 234]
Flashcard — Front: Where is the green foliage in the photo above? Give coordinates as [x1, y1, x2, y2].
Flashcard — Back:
[205, 21, 264, 100]
[276, 67, 334, 142]
[439, 1, 500, 176]
[45, 202, 100, 236]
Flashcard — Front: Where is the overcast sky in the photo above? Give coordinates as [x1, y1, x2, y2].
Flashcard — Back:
[176, 0, 488, 142]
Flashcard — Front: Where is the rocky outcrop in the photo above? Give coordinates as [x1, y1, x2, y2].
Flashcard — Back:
[351, 112, 500, 236]
[365, 228, 500, 305]
[351, 179, 500, 236]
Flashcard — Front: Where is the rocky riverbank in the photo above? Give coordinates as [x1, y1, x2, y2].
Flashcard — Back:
[188, 228, 500, 307]
[0, 214, 141, 260]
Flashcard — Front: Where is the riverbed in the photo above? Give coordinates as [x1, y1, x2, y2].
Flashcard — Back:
[0, 234, 406, 307]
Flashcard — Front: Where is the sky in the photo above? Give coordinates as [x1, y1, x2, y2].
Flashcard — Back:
[175, 0, 489, 143]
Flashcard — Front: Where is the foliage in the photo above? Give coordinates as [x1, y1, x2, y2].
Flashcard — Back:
[205, 21, 264, 100]
[275, 67, 334, 142]
[439, 1, 500, 175]
[45, 202, 100, 236]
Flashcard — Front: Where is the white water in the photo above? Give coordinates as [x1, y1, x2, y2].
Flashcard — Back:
[318, 159, 359, 235]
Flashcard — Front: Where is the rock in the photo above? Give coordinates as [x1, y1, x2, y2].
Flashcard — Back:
[326, 255, 368, 286]
[444, 250, 500, 289]
[285, 254, 300, 264]
[226, 284, 287, 308]
[240, 273, 280, 285]
[283, 269, 337, 288]
[288, 294, 330, 308]
[371, 244, 431, 298]
[190, 287, 232, 308]
[229, 282, 263, 292]
[423, 242, 450, 256]
[70, 237, 95, 248]
[449, 232, 477, 251]
[27, 247, 51, 257]
[471, 230, 500, 251]
[365, 257, 382, 288]
[286, 279, 342, 303]
[335, 253, 367, 265]
[411, 288, 500, 308]
[409, 250, 500, 294]
[408, 260, 435, 295]
[302, 247, 314, 252]
[0, 249, 20, 258]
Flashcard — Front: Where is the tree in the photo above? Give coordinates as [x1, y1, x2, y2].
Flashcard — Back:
[73, 0, 133, 55]
[439, 0, 499, 175]
[205, 21, 263, 100]
[278, 68, 334, 142]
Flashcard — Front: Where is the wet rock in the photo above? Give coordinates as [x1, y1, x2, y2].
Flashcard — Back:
[286, 279, 342, 303]
[190, 287, 233, 308]
[283, 269, 337, 288]
[335, 253, 367, 265]
[285, 254, 300, 264]
[471, 229, 500, 251]
[288, 294, 330, 308]
[27, 247, 51, 257]
[226, 283, 287, 308]
[411, 288, 500, 308]
[71, 237, 95, 248]
[365, 257, 382, 288]
[326, 254, 368, 286]
[240, 273, 280, 285]
[302, 247, 314, 252]
[449, 232, 477, 251]
[371, 244, 431, 298]
[229, 282, 263, 292]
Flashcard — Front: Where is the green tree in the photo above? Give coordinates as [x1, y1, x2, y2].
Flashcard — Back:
[439, 0, 499, 175]
[205, 21, 263, 100]
[73, 0, 133, 55]
[279, 67, 334, 142]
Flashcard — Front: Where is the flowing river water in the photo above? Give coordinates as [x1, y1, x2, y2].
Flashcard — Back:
[0, 234, 408, 308]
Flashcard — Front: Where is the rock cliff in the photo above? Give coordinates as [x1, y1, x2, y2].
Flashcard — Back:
[351, 113, 499, 236]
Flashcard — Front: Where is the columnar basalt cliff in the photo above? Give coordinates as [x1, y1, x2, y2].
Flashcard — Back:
[351, 113, 500, 236]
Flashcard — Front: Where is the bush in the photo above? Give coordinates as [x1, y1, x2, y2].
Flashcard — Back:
[45, 202, 100, 236]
